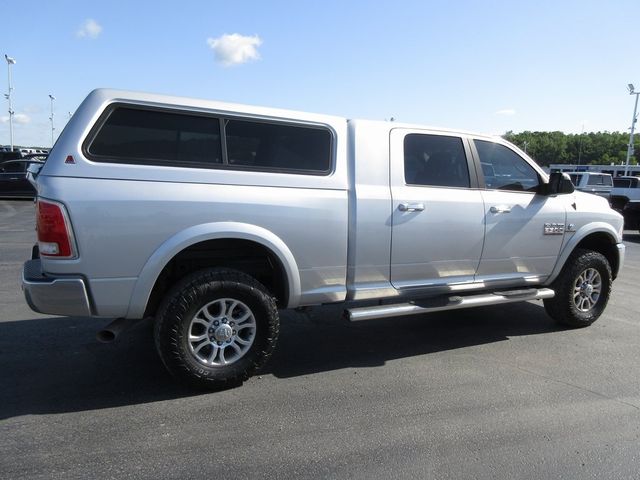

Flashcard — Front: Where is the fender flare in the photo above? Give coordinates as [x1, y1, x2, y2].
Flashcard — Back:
[126, 222, 302, 318]
[546, 222, 621, 284]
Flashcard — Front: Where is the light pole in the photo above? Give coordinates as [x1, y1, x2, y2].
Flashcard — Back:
[578, 123, 585, 166]
[625, 84, 640, 176]
[49, 94, 56, 147]
[4, 54, 16, 152]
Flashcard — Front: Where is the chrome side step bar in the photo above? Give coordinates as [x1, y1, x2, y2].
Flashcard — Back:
[345, 288, 555, 322]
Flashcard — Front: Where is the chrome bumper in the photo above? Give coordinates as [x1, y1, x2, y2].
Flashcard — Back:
[22, 259, 92, 316]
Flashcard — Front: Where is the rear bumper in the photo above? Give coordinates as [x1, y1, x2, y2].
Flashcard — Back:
[22, 259, 92, 316]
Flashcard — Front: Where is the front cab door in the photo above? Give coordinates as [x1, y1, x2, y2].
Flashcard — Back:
[471, 139, 566, 285]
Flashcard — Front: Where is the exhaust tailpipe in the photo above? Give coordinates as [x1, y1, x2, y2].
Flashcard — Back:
[96, 317, 139, 343]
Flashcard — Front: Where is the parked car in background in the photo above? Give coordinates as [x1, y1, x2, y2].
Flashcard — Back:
[610, 176, 640, 232]
[0, 152, 44, 198]
[567, 172, 613, 200]
[611, 176, 640, 206]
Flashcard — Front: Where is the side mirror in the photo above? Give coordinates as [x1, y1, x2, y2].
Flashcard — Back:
[540, 172, 574, 196]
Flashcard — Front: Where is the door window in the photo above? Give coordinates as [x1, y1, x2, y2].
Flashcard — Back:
[474, 140, 540, 192]
[404, 134, 470, 188]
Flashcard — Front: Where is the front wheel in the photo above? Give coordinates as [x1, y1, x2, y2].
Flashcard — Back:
[154, 268, 279, 389]
[544, 249, 612, 328]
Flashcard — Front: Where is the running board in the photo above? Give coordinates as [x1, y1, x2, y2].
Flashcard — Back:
[345, 288, 555, 322]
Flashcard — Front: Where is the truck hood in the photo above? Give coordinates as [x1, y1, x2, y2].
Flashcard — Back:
[568, 190, 624, 240]
[572, 190, 611, 210]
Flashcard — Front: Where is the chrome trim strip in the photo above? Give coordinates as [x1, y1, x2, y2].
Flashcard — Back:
[346, 288, 555, 322]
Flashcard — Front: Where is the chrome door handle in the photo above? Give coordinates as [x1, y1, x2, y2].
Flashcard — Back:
[398, 203, 425, 212]
[490, 205, 511, 214]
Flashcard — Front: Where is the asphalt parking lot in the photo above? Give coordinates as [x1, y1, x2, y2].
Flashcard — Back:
[1, 199, 640, 479]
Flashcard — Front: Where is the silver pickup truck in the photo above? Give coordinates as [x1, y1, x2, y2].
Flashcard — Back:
[23, 89, 625, 389]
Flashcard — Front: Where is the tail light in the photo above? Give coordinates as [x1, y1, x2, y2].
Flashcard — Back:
[36, 199, 77, 258]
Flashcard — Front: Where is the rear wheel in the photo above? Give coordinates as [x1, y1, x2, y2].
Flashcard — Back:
[544, 249, 612, 328]
[154, 268, 279, 389]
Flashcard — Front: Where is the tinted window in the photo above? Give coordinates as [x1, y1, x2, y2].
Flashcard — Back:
[225, 120, 331, 173]
[89, 107, 222, 166]
[474, 140, 539, 192]
[587, 174, 612, 186]
[0, 160, 26, 173]
[481, 162, 495, 177]
[404, 134, 470, 188]
[613, 178, 631, 188]
[569, 173, 583, 186]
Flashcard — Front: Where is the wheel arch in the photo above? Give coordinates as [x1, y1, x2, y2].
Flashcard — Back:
[126, 222, 302, 319]
[547, 222, 622, 285]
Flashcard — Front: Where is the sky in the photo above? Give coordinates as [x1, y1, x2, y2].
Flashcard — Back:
[1, 0, 639, 147]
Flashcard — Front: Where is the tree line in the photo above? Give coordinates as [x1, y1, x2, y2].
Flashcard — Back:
[502, 131, 638, 167]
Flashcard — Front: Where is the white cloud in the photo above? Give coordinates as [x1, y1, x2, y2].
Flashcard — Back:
[23, 105, 43, 114]
[0, 113, 30, 124]
[15, 114, 31, 124]
[77, 19, 103, 39]
[207, 33, 262, 67]
[495, 108, 516, 116]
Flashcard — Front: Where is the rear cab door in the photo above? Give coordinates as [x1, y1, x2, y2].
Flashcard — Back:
[389, 129, 485, 290]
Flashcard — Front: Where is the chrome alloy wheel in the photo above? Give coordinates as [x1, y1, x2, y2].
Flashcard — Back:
[187, 298, 257, 366]
[573, 268, 602, 312]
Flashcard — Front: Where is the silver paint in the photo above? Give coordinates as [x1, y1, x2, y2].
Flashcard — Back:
[23, 89, 625, 319]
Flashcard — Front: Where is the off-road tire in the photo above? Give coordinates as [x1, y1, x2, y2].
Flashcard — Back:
[154, 268, 279, 389]
[544, 249, 612, 328]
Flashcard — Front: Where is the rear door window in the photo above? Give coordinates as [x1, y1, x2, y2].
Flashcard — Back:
[403, 134, 470, 188]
